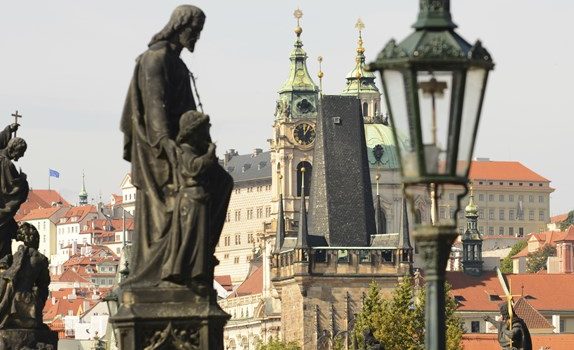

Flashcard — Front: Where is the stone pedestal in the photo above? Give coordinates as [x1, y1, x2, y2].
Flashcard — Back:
[0, 328, 58, 349]
[111, 285, 229, 350]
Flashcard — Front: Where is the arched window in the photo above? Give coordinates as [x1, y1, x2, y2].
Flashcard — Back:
[415, 209, 422, 224]
[375, 102, 379, 115]
[296, 161, 312, 196]
[362, 102, 369, 117]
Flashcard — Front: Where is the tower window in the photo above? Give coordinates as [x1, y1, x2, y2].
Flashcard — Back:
[362, 102, 369, 117]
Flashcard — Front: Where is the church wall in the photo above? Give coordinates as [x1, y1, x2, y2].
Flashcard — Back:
[277, 274, 401, 350]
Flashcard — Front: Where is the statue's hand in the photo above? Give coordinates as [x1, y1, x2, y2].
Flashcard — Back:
[160, 138, 178, 165]
[9, 123, 19, 133]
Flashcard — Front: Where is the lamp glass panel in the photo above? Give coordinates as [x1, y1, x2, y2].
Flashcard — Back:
[382, 69, 415, 174]
[457, 67, 486, 176]
[416, 71, 453, 176]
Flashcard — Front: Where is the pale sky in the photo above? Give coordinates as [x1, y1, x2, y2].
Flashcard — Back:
[0, 1, 572, 215]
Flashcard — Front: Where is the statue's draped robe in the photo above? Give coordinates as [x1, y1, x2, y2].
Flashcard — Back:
[0, 126, 28, 260]
[120, 41, 231, 287]
[0, 245, 50, 328]
[163, 144, 232, 284]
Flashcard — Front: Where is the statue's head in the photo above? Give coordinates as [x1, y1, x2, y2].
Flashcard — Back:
[498, 302, 515, 320]
[177, 111, 210, 145]
[16, 222, 40, 250]
[7, 137, 26, 161]
[149, 5, 206, 52]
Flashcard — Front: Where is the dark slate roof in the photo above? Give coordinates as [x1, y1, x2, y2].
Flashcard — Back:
[307, 95, 376, 247]
[370, 233, 399, 247]
[224, 151, 272, 183]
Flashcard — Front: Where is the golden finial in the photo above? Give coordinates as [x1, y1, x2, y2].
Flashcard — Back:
[355, 18, 365, 55]
[317, 56, 324, 93]
[294, 8, 303, 37]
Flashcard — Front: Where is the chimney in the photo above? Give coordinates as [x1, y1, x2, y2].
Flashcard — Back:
[252, 148, 263, 157]
[224, 149, 238, 166]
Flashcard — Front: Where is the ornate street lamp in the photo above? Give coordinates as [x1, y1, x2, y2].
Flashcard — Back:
[368, 1, 494, 349]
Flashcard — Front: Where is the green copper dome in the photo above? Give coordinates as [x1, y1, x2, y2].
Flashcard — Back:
[364, 123, 400, 170]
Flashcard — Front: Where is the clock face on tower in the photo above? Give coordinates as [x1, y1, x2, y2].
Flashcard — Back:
[293, 123, 316, 146]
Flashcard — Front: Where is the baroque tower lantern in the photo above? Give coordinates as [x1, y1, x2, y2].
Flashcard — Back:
[462, 187, 483, 276]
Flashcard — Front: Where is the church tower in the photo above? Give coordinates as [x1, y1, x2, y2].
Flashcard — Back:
[462, 187, 483, 276]
[341, 18, 382, 123]
[270, 8, 320, 222]
[79, 172, 88, 205]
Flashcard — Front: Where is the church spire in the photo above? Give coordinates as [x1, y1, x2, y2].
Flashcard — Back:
[79, 171, 88, 205]
[398, 197, 412, 250]
[295, 167, 309, 249]
[278, 8, 319, 95]
[275, 176, 286, 253]
[374, 174, 386, 234]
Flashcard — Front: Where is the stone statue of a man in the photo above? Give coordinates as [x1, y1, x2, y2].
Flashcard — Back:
[120, 5, 232, 289]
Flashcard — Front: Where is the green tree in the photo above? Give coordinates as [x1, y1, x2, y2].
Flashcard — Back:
[353, 277, 463, 350]
[353, 280, 385, 348]
[559, 210, 574, 231]
[256, 337, 300, 350]
[526, 244, 557, 273]
[500, 240, 528, 273]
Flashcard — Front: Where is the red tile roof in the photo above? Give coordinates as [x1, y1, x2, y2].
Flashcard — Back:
[462, 334, 574, 350]
[20, 206, 67, 222]
[513, 228, 574, 259]
[447, 271, 574, 312]
[513, 297, 553, 330]
[16, 189, 70, 221]
[469, 161, 549, 182]
[112, 194, 123, 204]
[81, 218, 134, 234]
[229, 266, 263, 298]
[215, 275, 233, 291]
[55, 269, 91, 283]
[58, 205, 97, 225]
[551, 213, 569, 224]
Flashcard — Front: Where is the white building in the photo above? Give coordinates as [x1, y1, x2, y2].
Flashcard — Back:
[119, 173, 136, 215]
[56, 205, 98, 254]
[18, 206, 68, 257]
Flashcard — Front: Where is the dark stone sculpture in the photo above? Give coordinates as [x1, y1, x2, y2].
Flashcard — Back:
[0, 123, 29, 262]
[113, 5, 232, 349]
[0, 223, 57, 349]
[485, 303, 532, 350]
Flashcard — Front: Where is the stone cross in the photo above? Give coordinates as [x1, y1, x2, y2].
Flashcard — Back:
[11, 110, 22, 137]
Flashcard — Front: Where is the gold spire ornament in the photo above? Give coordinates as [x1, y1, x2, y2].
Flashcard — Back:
[355, 18, 365, 55]
[317, 56, 324, 93]
[294, 8, 303, 37]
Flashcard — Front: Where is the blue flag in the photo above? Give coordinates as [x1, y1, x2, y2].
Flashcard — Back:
[49, 169, 60, 178]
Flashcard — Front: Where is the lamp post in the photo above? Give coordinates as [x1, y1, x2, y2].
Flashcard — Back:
[368, 1, 494, 349]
